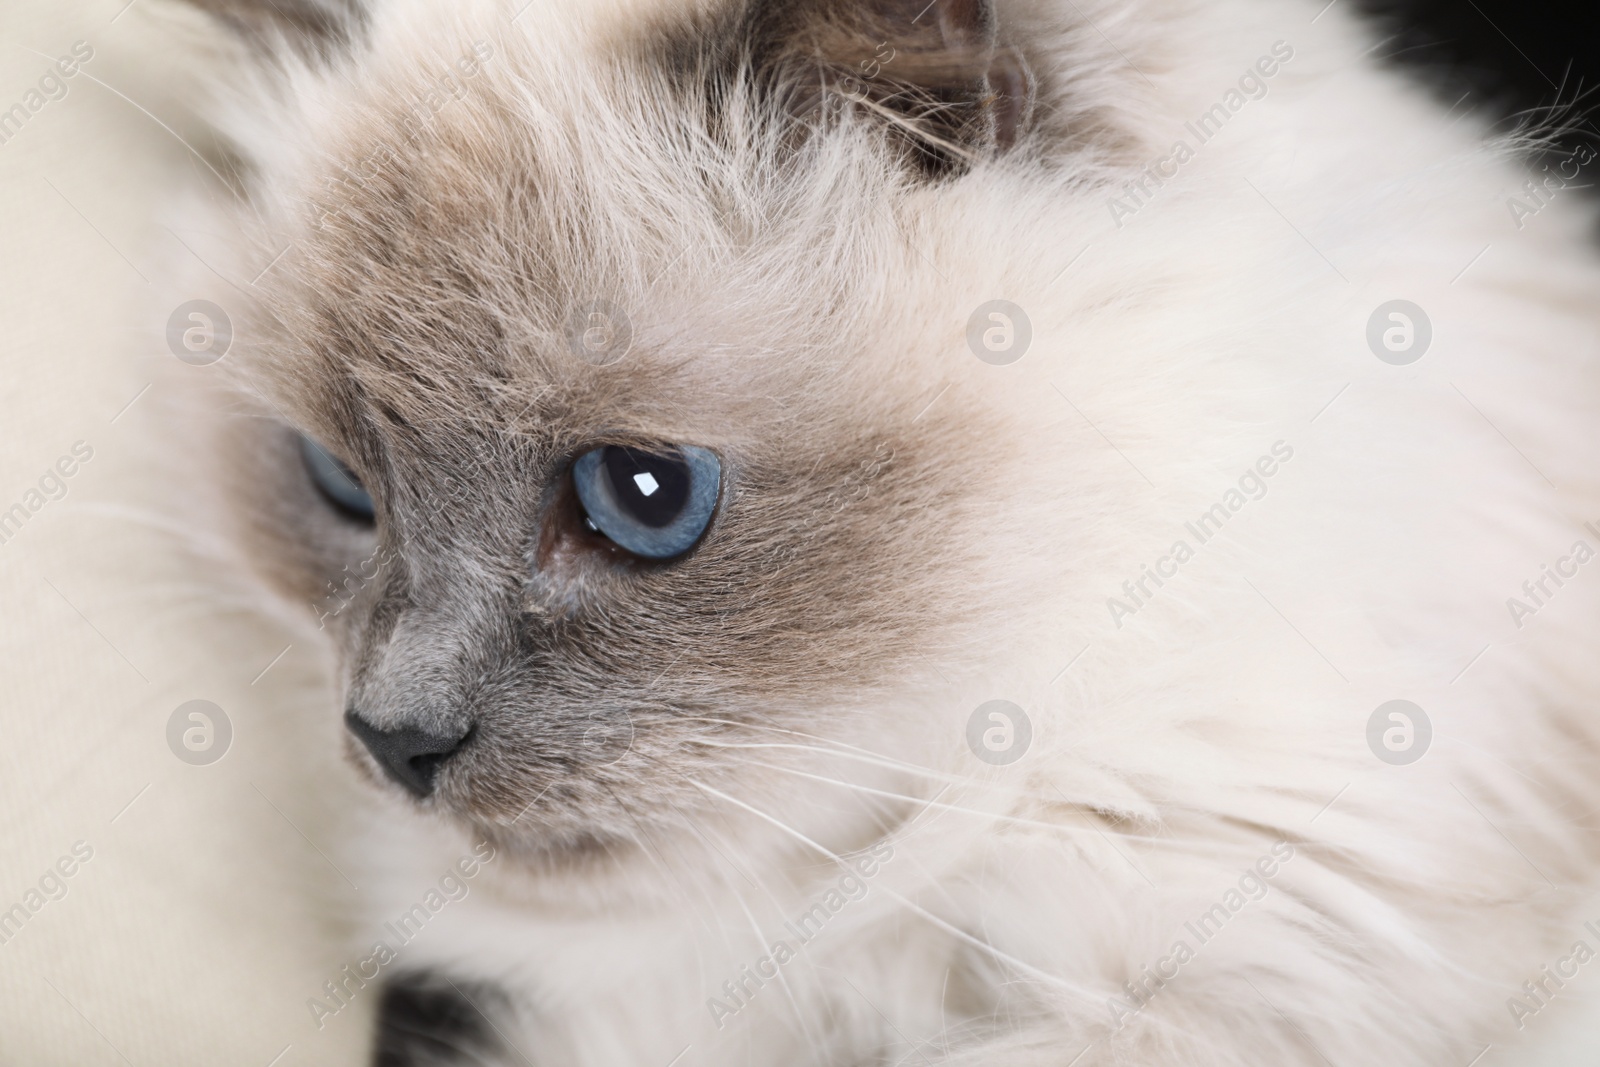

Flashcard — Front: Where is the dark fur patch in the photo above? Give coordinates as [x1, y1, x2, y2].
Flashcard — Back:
[649, 0, 1034, 177]
[373, 972, 508, 1067]
[184, 0, 366, 59]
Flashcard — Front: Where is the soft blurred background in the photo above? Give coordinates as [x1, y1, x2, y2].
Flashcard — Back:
[0, 3, 369, 1064]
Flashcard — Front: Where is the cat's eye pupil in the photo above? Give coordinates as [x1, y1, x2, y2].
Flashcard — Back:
[601, 447, 691, 528]
[571, 443, 720, 561]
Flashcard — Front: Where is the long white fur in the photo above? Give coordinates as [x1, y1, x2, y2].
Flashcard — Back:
[167, 0, 1600, 1062]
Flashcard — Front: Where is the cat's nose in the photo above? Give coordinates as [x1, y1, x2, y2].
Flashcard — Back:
[344, 709, 470, 797]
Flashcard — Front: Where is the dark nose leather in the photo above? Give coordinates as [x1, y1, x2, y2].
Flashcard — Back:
[345, 710, 469, 797]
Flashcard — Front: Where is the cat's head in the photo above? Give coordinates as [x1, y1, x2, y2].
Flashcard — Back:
[181, 0, 1136, 874]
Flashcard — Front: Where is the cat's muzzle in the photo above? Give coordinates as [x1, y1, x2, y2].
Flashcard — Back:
[344, 708, 472, 798]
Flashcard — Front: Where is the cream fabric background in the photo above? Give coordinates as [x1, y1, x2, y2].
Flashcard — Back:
[2, 1, 1599, 1065]
[0, 2, 371, 1063]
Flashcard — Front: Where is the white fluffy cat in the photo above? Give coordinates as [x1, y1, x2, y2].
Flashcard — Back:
[160, 0, 1600, 1063]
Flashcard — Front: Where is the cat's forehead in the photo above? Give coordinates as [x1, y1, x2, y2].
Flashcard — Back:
[257, 3, 932, 456]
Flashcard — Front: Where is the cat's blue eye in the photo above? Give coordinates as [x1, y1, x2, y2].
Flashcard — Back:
[300, 436, 375, 522]
[572, 444, 720, 561]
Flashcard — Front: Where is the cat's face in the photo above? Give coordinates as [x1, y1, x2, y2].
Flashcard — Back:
[213, 0, 1072, 870]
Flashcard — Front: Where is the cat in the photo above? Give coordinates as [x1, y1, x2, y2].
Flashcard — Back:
[160, 0, 1600, 1063]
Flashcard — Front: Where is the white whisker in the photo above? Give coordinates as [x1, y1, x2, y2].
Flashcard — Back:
[40, 58, 238, 192]
[728, 759, 1105, 837]
[684, 778, 1100, 1005]
[725, 880, 830, 1056]
[681, 717, 963, 783]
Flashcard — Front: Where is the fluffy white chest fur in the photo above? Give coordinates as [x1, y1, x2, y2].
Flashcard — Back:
[165, 0, 1600, 1063]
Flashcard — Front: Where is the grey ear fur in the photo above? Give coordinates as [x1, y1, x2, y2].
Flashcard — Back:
[180, 0, 367, 61]
[753, 0, 1036, 172]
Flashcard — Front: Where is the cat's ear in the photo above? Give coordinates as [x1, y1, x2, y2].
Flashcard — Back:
[752, 0, 1035, 171]
[181, 0, 366, 62]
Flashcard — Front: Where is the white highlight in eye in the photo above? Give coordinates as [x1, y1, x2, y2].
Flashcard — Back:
[633, 472, 660, 496]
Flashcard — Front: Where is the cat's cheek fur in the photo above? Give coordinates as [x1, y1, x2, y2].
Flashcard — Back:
[162, 0, 1600, 1064]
